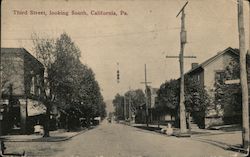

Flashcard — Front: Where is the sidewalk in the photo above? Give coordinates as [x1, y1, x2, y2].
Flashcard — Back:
[0, 127, 95, 142]
[130, 123, 245, 153]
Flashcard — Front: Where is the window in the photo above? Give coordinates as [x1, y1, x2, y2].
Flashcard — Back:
[35, 75, 40, 96]
[215, 70, 225, 85]
[192, 74, 200, 82]
[197, 75, 200, 82]
[30, 76, 35, 94]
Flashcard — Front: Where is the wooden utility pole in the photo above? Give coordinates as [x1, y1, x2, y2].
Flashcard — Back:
[238, 0, 249, 149]
[178, 1, 188, 134]
[140, 64, 151, 127]
[129, 94, 132, 121]
[0, 65, 2, 136]
[249, 0, 250, 56]
[127, 86, 132, 121]
[124, 95, 127, 120]
[166, 1, 196, 135]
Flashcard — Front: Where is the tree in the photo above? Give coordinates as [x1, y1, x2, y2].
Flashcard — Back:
[75, 65, 106, 123]
[185, 77, 211, 128]
[112, 89, 146, 121]
[124, 89, 145, 116]
[156, 79, 180, 119]
[32, 33, 56, 137]
[32, 32, 106, 132]
[113, 94, 124, 120]
[50, 32, 81, 111]
[214, 58, 242, 124]
[50, 33, 106, 129]
[156, 77, 211, 128]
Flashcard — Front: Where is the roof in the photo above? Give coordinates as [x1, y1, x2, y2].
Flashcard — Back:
[186, 47, 239, 75]
[1, 47, 30, 54]
[1, 47, 44, 68]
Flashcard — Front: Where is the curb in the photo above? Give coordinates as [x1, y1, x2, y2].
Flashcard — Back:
[0, 125, 97, 142]
[126, 123, 246, 155]
[228, 145, 249, 154]
[125, 123, 172, 137]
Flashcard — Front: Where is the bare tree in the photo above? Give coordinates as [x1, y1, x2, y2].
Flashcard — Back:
[31, 33, 56, 137]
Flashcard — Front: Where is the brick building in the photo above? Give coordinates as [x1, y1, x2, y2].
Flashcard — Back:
[0, 48, 46, 135]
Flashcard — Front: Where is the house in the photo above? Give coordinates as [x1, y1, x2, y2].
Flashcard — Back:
[185, 47, 250, 127]
[135, 86, 159, 124]
[0, 48, 46, 135]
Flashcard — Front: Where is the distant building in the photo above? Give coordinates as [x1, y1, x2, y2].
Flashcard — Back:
[135, 86, 159, 124]
[185, 47, 250, 127]
[146, 86, 158, 122]
[146, 86, 158, 109]
[0, 48, 46, 135]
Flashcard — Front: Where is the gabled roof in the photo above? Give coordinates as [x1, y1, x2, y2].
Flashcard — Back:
[186, 47, 239, 75]
[1, 47, 29, 54]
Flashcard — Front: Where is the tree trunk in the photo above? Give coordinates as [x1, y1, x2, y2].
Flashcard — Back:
[43, 101, 50, 137]
[179, 10, 187, 134]
[188, 112, 191, 133]
[157, 115, 160, 128]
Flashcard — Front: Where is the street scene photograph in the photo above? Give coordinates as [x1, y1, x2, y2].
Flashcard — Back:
[0, 0, 250, 156]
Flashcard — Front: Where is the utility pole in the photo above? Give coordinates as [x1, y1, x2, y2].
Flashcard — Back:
[178, 1, 188, 134]
[249, 0, 250, 56]
[128, 86, 132, 121]
[238, 0, 249, 149]
[124, 95, 127, 120]
[140, 64, 151, 127]
[166, 1, 196, 136]
[247, 0, 250, 55]
[129, 94, 132, 121]
[166, 1, 196, 135]
[0, 66, 2, 136]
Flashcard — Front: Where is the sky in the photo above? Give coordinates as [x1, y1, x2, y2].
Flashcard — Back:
[1, 0, 249, 112]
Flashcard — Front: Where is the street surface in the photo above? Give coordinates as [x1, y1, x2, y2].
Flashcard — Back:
[4, 121, 243, 157]
[54, 121, 241, 157]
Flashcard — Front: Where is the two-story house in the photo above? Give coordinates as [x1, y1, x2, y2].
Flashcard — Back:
[0, 48, 46, 135]
[186, 47, 250, 127]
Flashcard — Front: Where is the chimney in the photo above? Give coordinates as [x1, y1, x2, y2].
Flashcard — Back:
[191, 63, 199, 69]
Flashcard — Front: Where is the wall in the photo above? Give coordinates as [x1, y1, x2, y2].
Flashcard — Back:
[1, 49, 25, 97]
[188, 69, 204, 88]
[203, 52, 239, 127]
[23, 49, 44, 99]
[204, 53, 238, 92]
[1, 48, 45, 134]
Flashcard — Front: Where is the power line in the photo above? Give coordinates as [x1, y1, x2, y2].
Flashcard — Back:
[1, 27, 180, 41]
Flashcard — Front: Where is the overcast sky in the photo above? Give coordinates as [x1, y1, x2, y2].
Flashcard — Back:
[1, 0, 249, 110]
